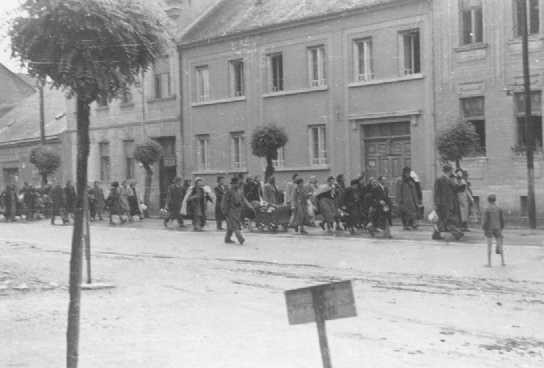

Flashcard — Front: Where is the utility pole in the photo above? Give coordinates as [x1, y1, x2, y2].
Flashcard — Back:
[520, 0, 537, 229]
[38, 78, 45, 144]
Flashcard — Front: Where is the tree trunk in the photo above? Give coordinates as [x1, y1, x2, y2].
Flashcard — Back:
[455, 159, 461, 170]
[265, 156, 275, 182]
[143, 164, 153, 215]
[41, 173, 48, 187]
[67, 96, 90, 368]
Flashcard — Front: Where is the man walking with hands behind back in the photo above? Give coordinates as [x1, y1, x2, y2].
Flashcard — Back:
[222, 177, 252, 245]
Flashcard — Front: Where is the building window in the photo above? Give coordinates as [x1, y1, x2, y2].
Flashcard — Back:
[123, 140, 135, 179]
[230, 132, 245, 170]
[121, 89, 133, 105]
[401, 29, 421, 75]
[520, 195, 528, 216]
[196, 66, 210, 102]
[354, 38, 373, 81]
[196, 135, 209, 170]
[152, 56, 172, 99]
[514, 91, 543, 147]
[514, 0, 540, 37]
[461, 96, 486, 154]
[269, 53, 284, 92]
[461, 0, 483, 45]
[309, 125, 327, 166]
[229, 60, 245, 97]
[308, 46, 326, 87]
[273, 147, 285, 168]
[99, 142, 111, 183]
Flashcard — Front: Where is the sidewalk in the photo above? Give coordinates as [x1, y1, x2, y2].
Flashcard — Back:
[89, 217, 544, 247]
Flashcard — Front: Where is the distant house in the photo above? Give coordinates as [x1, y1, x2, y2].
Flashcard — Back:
[0, 63, 35, 118]
[0, 83, 68, 187]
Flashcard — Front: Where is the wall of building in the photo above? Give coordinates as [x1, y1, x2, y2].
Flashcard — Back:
[0, 139, 64, 188]
[181, 0, 434, 208]
[433, 0, 544, 222]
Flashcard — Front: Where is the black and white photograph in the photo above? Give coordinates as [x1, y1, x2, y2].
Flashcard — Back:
[1, 0, 543, 367]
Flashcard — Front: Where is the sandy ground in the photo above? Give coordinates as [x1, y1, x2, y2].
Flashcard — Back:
[1, 220, 544, 368]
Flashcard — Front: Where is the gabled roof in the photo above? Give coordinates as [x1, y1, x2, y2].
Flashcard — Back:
[0, 63, 35, 118]
[0, 85, 67, 145]
[181, 0, 406, 46]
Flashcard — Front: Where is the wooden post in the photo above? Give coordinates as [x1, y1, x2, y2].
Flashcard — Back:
[312, 289, 332, 368]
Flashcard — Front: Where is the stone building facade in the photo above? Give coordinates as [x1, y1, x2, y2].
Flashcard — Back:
[432, 0, 544, 222]
[179, 0, 436, 207]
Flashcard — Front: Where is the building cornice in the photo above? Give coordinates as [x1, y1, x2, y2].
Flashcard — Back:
[179, 0, 421, 49]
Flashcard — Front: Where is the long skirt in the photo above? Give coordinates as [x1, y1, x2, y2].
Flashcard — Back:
[318, 197, 336, 223]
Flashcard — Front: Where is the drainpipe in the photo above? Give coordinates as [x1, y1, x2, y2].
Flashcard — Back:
[177, 44, 186, 178]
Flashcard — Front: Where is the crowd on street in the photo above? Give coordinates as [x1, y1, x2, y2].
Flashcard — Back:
[0, 164, 506, 264]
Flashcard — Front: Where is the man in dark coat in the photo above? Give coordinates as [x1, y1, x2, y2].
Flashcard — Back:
[433, 165, 463, 240]
[396, 167, 419, 230]
[164, 177, 185, 228]
[214, 176, 227, 230]
[50, 182, 67, 225]
[64, 181, 76, 221]
[2, 185, 18, 222]
[222, 177, 252, 244]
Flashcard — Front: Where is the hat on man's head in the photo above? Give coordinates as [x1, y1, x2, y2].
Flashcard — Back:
[442, 164, 453, 173]
[230, 177, 239, 185]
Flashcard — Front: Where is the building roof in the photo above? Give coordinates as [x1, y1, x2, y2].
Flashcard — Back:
[0, 85, 67, 145]
[0, 63, 35, 119]
[181, 0, 406, 45]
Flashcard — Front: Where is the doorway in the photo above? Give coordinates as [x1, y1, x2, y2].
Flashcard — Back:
[362, 121, 411, 196]
[155, 137, 177, 208]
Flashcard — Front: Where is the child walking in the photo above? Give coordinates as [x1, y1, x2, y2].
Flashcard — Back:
[482, 194, 505, 267]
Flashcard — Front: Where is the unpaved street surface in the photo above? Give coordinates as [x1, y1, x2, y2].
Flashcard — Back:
[2, 221, 544, 367]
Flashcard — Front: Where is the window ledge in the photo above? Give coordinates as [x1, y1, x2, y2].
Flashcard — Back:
[262, 86, 328, 98]
[454, 43, 489, 52]
[348, 74, 424, 88]
[192, 96, 246, 107]
[193, 169, 249, 175]
[147, 95, 177, 104]
[273, 165, 330, 173]
[120, 102, 135, 109]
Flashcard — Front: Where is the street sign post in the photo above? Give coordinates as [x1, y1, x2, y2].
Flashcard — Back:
[285, 280, 357, 368]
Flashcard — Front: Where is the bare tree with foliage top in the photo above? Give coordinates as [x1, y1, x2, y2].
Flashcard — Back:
[436, 121, 481, 169]
[30, 145, 61, 186]
[9, 1, 168, 366]
[134, 139, 163, 211]
[250, 124, 288, 181]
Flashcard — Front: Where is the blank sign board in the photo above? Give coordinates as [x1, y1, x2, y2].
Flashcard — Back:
[285, 280, 357, 325]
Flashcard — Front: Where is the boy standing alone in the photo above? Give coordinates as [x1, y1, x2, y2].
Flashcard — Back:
[482, 194, 505, 267]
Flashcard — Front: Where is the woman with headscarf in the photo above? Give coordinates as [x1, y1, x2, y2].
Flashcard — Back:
[343, 179, 363, 234]
[315, 176, 337, 233]
[455, 168, 473, 232]
[186, 177, 213, 231]
[396, 167, 419, 230]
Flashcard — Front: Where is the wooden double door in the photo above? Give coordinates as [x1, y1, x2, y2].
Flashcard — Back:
[362, 122, 411, 193]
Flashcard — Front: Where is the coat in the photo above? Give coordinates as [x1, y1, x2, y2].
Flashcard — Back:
[221, 187, 249, 230]
[166, 184, 185, 212]
[395, 178, 419, 220]
[292, 186, 310, 226]
[64, 185, 76, 212]
[214, 185, 227, 221]
[106, 187, 122, 215]
[433, 175, 460, 227]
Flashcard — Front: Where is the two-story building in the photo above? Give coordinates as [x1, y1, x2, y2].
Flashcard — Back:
[63, 0, 219, 210]
[433, 0, 544, 221]
[179, 0, 436, 205]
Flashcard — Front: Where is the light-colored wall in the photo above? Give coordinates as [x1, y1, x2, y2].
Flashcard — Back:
[433, 0, 544, 221]
[181, 0, 434, 204]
